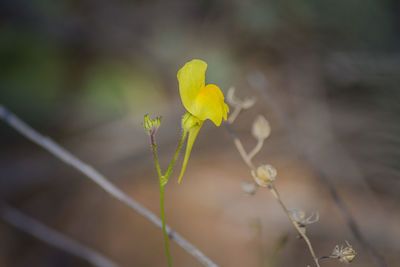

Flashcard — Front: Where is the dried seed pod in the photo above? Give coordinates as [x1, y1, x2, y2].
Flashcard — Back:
[251, 164, 277, 187]
[330, 241, 357, 264]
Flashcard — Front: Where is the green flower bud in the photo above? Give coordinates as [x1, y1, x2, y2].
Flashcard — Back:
[181, 112, 202, 132]
[142, 114, 162, 135]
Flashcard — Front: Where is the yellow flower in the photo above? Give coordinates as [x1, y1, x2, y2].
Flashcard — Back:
[177, 59, 229, 183]
[178, 59, 229, 126]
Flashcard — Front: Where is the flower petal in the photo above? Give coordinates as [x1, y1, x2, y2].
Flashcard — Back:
[177, 59, 207, 114]
[192, 84, 229, 126]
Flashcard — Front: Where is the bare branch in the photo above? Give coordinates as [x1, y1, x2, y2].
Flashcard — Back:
[0, 202, 119, 267]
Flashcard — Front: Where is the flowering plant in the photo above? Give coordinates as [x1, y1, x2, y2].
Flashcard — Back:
[143, 59, 229, 266]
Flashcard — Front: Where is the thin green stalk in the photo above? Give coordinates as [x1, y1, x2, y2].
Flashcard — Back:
[152, 144, 163, 178]
[151, 141, 172, 267]
[159, 180, 172, 267]
[163, 131, 187, 184]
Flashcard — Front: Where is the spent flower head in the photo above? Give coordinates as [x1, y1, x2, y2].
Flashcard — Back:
[330, 241, 357, 264]
[290, 209, 319, 235]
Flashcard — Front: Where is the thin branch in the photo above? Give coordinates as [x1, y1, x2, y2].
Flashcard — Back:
[224, 123, 254, 170]
[0, 202, 119, 267]
[227, 106, 242, 124]
[225, 115, 321, 267]
[0, 104, 218, 267]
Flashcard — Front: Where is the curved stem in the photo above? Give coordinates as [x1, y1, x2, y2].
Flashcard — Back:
[224, 123, 254, 170]
[268, 184, 321, 267]
[228, 106, 242, 124]
[247, 138, 264, 161]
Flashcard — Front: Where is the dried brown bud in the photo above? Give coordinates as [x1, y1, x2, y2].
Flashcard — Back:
[252, 115, 271, 140]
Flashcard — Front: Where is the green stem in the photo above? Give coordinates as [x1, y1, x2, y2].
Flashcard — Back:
[163, 131, 187, 185]
[152, 144, 163, 178]
[151, 142, 172, 267]
[159, 179, 172, 267]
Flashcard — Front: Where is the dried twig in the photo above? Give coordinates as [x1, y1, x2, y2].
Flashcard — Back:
[0, 104, 218, 267]
[0, 202, 119, 267]
[224, 122, 321, 267]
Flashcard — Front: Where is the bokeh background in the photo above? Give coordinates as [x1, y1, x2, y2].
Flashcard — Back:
[1, 0, 400, 266]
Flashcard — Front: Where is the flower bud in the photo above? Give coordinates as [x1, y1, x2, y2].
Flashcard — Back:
[252, 115, 271, 140]
[181, 112, 202, 132]
[142, 114, 162, 135]
[251, 164, 277, 187]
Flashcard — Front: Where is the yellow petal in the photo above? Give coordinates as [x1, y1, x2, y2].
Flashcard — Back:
[191, 84, 229, 126]
[177, 59, 207, 114]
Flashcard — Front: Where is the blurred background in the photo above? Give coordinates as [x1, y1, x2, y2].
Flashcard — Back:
[1, 0, 400, 266]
